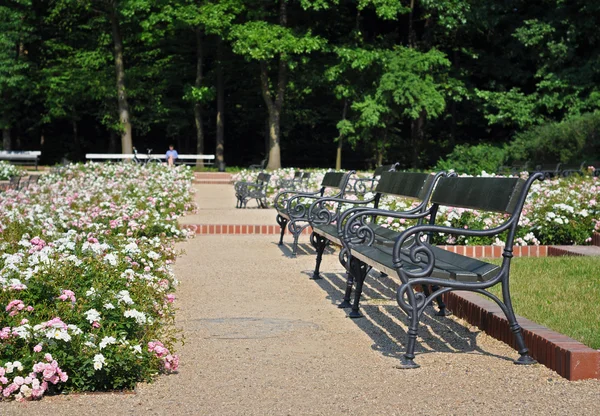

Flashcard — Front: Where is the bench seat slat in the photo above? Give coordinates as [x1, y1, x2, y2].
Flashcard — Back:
[351, 242, 499, 283]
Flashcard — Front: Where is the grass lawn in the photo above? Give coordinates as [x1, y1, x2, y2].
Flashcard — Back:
[488, 256, 600, 349]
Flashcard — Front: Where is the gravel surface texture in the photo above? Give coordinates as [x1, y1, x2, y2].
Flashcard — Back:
[3, 184, 599, 415]
[178, 184, 275, 225]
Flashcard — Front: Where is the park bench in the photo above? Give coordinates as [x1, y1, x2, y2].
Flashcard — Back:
[307, 171, 448, 282]
[274, 171, 353, 256]
[278, 171, 305, 190]
[339, 172, 544, 369]
[530, 163, 560, 179]
[560, 161, 600, 177]
[0, 151, 41, 170]
[249, 158, 267, 171]
[234, 172, 271, 209]
[85, 153, 215, 165]
[350, 163, 400, 193]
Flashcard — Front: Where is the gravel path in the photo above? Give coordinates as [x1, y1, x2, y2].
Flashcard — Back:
[3, 184, 600, 415]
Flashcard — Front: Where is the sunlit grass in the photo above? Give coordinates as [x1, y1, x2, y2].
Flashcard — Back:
[488, 256, 600, 349]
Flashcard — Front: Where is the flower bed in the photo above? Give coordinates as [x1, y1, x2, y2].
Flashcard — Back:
[0, 163, 194, 401]
[0, 161, 23, 181]
[233, 168, 600, 246]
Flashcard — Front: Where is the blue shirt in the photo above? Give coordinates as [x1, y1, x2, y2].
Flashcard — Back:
[166, 149, 178, 160]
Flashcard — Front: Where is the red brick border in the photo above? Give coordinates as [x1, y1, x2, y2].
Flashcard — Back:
[444, 291, 600, 380]
[182, 223, 313, 235]
[593, 232, 600, 247]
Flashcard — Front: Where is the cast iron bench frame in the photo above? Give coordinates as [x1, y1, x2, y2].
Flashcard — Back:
[340, 172, 544, 369]
[350, 163, 400, 194]
[234, 172, 271, 209]
[274, 171, 353, 256]
[306, 170, 447, 282]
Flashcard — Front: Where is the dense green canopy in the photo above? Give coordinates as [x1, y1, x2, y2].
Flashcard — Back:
[0, 0, 598, 169]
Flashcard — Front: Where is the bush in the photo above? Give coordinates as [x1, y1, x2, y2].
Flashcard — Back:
[0, 161, 23, 180]
[507, 111, 600, 163]
[0, 163, 193, 401]
[434, 143, 507, 175]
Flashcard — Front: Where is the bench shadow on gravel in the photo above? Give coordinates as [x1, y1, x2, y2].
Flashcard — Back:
[302, 269, 513, 363]
[275, 241, 335, 258]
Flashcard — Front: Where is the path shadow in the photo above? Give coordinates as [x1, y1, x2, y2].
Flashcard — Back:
[300, 269, 513, 363]
[275, 241, 335, 258]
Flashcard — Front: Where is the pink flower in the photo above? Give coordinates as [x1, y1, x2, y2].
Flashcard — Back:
[33, 344, 43, 353]
[57, 289, 76, 303]
[92, 321, 101, 328]
[165, 294, 176, 303]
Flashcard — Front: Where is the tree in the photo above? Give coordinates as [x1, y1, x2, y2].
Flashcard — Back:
[0, 0, 33, 150]
[229, 0, 327, 169]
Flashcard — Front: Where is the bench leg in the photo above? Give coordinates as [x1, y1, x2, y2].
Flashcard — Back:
[397, 284, 421, 369]
[276, 215, 288, 245]
[503, 284, 536, 365]
[422, 285, 452, 316]
[348, 258, 369, 319]
[338, 249, 353, 309]
[288, 220, 307, 257]
[309, 232, 327, 280]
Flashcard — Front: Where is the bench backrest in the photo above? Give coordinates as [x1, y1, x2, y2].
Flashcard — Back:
[431, 176, 525, 214]
[320, 172, 348, 188]
[375, 171, 432, 199]
[257, 173, 271, 184]
[372, 163, 399, 178]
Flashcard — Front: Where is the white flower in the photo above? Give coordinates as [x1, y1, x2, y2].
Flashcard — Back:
[147, 251, 160, 260]
[86, 287, 97, 298]
[131, 345, 142, 354]
[124, 309, 147, 324]
[103, 303, 115, 310]
[116, 290, 134, 305]
[99, 336, 116, 350]
[93, 354, 106, 370]
[84, 309, 101, 323]
[104, 253, 118, 266]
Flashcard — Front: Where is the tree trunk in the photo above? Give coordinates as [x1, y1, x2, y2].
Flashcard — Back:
[72, 119, 80, 158]
[109, 7, 133, 154]
[411, 111, 425, 168]
[2, 128, 10, 151]
[108, 130, 117, 153]
[194, 28, 205, 168]
[335, 100, 348, 170]
[216, 37, 225, 172]
[260, 0, 287, 171]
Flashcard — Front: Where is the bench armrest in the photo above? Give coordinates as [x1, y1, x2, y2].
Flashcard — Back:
[308, 195, 378, 226]
[284, 191, 344, 219]
[350, 177, 376, 193]
[341, 205, 431, 246]
[274, 189, 322, 211]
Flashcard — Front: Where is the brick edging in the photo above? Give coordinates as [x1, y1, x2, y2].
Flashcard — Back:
[593, 232, 600, 247]
[181, 224, 313, 235]
[444, 291, 600, 380]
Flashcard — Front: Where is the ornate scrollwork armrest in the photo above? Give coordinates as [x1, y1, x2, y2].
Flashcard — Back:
[341, 207, 432, 247]
[274, 189, 321, 211]
[308, 195, 377, 226]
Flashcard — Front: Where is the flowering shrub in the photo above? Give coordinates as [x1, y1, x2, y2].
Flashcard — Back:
[0, 162, 194, 400]
[0, 161, 23, 180]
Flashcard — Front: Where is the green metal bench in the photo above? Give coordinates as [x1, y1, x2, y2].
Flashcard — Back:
[307, 171, 447, 283]
[349, 163, 400, 194]
[234, 172, 271, 208]
[341, 173, 544, 369]
[274, 171, 352, 256]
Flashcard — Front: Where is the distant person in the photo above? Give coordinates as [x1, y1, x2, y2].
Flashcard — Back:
[165, 144, 178, 166]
